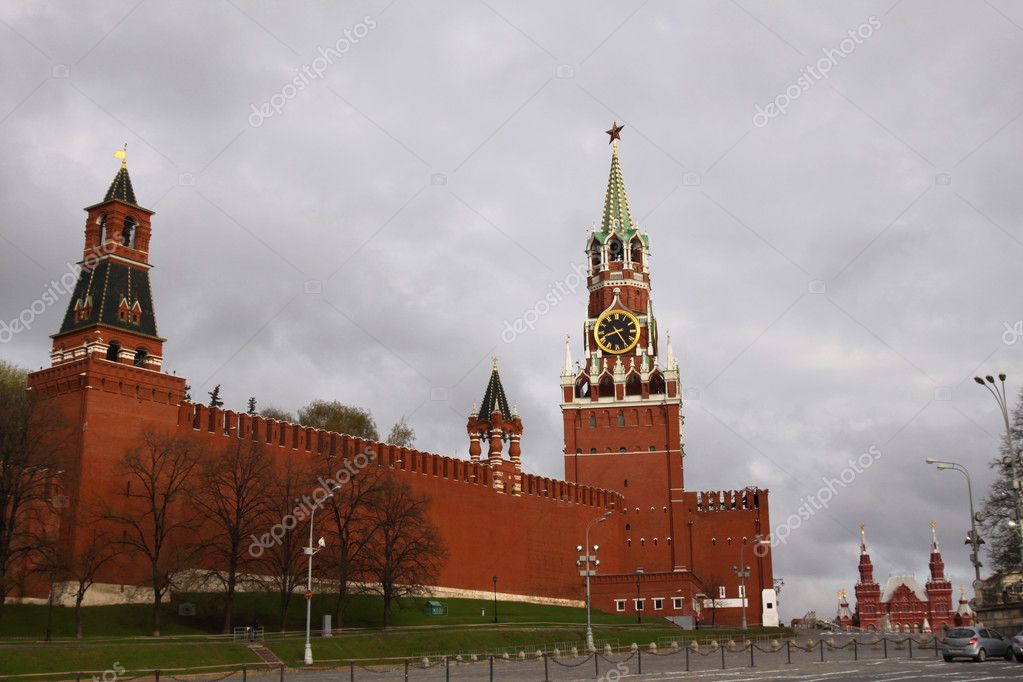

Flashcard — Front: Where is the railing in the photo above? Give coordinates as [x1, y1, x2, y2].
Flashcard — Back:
[2, 634, 957, 682]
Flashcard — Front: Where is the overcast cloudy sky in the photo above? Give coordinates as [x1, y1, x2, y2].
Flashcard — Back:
[2, 0, 1022, 621]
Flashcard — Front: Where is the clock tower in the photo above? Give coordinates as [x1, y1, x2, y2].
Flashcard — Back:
[561, 125, 685, 573]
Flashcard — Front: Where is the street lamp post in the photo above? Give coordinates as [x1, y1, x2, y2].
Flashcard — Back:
[304, 485, 339, 666]
[733, 535, 768, 630]
[579, 510, 611, 652]
[974, 374, 1023, 567]
[492, 575, 498, 624]
[925, 459, 983, 588]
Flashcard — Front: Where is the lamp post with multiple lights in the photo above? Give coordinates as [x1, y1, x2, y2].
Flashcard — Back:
[974, 374, 1023, 567]
[303, 485, 340, 666]
[578, 510, 611, 652]
[733, 535, 769, 630]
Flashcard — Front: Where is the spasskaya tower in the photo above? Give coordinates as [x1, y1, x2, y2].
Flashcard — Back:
[561, 123, 685, 573]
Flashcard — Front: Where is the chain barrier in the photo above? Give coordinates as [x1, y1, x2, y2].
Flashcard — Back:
[548, 653, 595, 668]
[165, 671, 239, 682]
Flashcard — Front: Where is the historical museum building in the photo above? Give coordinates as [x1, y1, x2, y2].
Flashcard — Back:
[24, 127, 776, 627]
[847, 524, 973, 632]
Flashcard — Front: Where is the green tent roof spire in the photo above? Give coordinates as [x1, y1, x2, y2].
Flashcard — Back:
[600, 141, 634, 234]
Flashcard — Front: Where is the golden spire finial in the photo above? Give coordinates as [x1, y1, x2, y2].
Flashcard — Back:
[492, 357, 498, 372]
[114, 142, 127, 169]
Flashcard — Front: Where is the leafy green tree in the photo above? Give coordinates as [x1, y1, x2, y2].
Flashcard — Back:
[386, 416, 415, 448]
[298, 400, 378, 440]
[260, 406, 295, 423]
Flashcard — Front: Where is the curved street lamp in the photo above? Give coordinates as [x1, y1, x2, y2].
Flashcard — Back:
[924, 458, 983, 588]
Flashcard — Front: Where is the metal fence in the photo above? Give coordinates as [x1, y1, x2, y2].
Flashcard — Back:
[2, 634, 956, 682]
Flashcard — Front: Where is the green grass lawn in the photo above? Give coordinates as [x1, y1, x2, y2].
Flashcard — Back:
[0, 592, 651, 641]
[0, 594, 790, 677]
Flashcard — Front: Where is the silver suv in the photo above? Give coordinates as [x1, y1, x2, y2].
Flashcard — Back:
[941, 626, 1013, 662]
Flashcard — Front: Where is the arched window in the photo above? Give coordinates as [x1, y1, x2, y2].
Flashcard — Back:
[122, 216, 136, 248]
[576, 377, 590, 399]
[106, 341, 121, 362]
[630, 238, 643, 266]
[649, 372, 666, 395]
[590, 245, 601, 273]
[598, 375, 615, 398]
[98, 215, 107, 245]
[588, 413, 596, 428]
[618, 447, 627, 453]
[616, 411, 625, 427]
[608, 237, 624, 262]
[133, 348, 148, 367]
[625, 373, 642, 396]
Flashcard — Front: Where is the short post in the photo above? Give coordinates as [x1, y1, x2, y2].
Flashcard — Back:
[242, 665, 248, 682]
[638, 648, 642, 674]
[279, 662, 284, 682]
[489, 655, 494, 682]
[749, 642, 754, 667]
[786, 639, 791, 664]
[883, 637, 888, 659]
[349, 661, 354, 682]
[908, 638, 913, 659]
[404, 658, 409, 682]
[721, 643, 725, 669]
[155, 670, 160, 682]
[934, 635, 939, 658]
[594, 651, 600, 678]
[819, 640, 824, 663]
[685, 646, 690, 672]
[446, 656, 450, 682]
[543, 652, 549, 682]
[853, 638, 858, 661]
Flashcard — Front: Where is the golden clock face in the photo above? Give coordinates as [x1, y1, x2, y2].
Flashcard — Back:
[594, 309, 640, 355]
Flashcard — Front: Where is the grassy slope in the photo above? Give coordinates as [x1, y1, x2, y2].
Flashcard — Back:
[0, 594, 789, 676]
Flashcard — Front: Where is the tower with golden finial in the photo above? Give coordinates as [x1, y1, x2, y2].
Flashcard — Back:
[467, 357, 523, 493]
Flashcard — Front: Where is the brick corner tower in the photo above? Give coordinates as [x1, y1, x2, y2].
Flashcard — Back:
[28, 155, 186, 575]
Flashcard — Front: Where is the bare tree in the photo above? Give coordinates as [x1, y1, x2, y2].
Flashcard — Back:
[320, 454, 383, 628]
[41, 524, 121, 638]
[104, 428, 202, 636]
[257, 455, 312, 630]
[195, 437, 273, 633]
[0, 361, 69, 616]
[363, 475, 446, 627]
[700, 573, 728, 627]
[980, 387, 1023, 574]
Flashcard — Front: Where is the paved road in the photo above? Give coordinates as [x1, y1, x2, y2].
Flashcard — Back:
[234, 655, 1023, 682]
